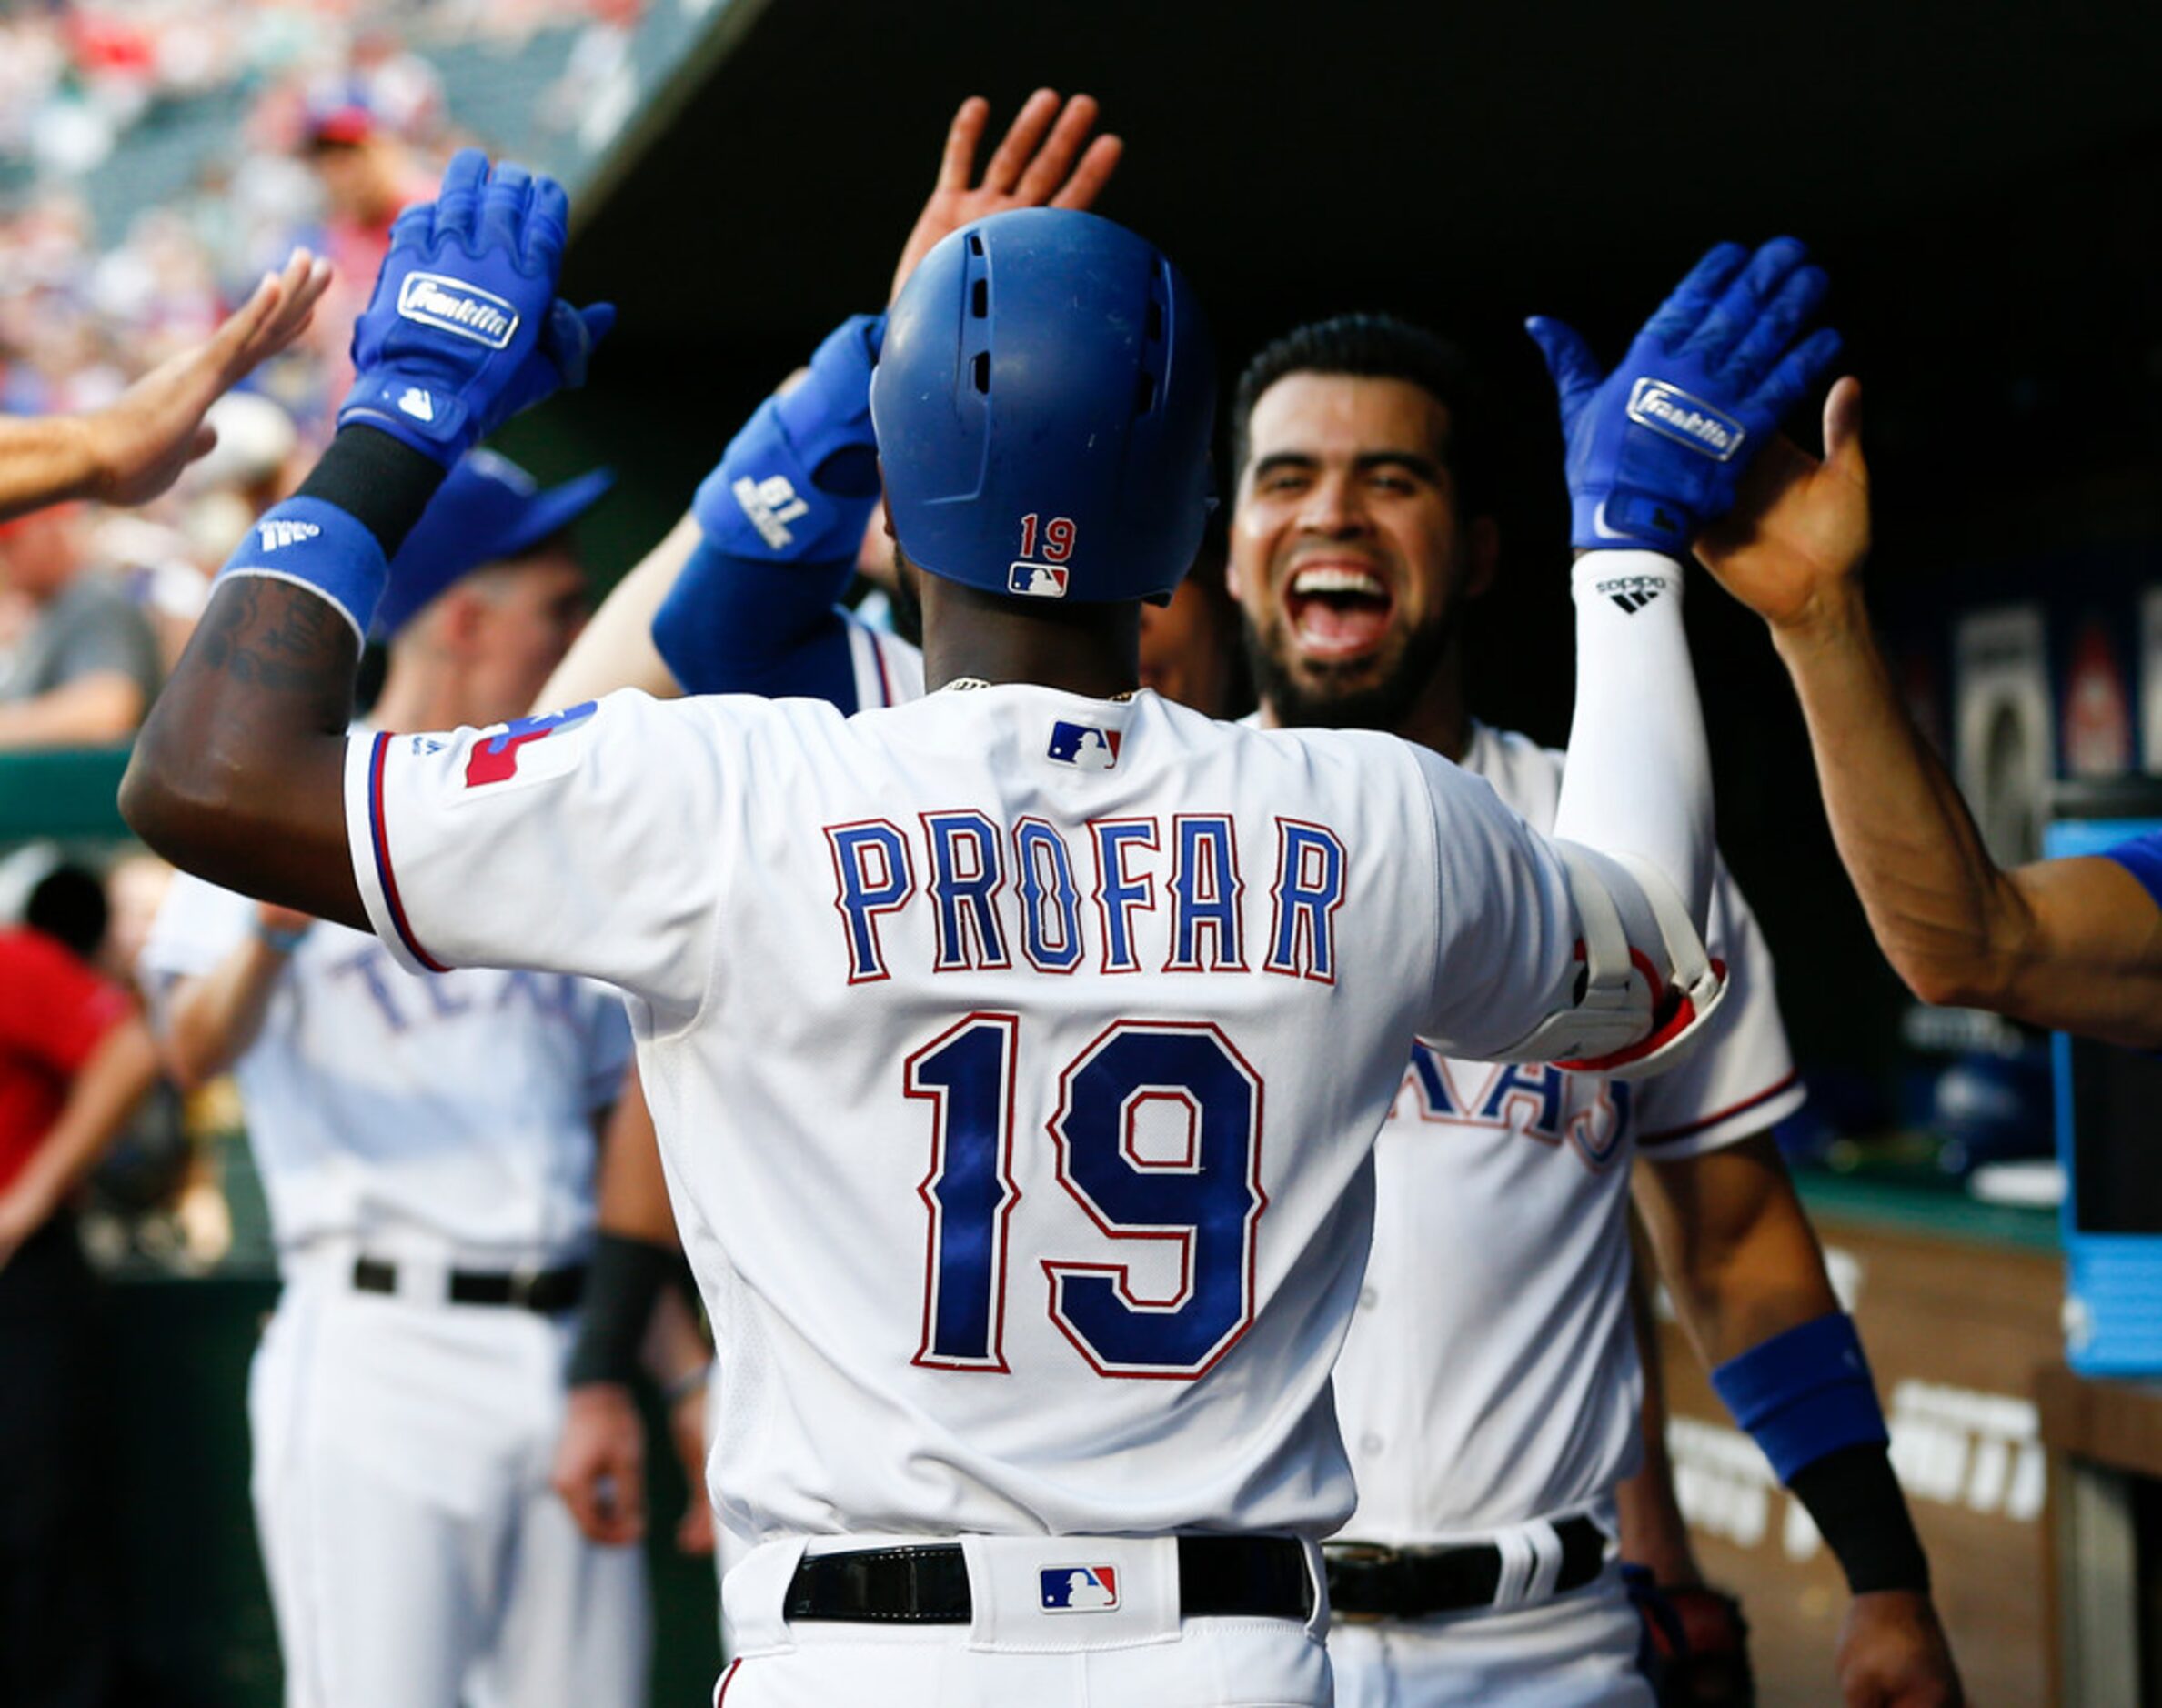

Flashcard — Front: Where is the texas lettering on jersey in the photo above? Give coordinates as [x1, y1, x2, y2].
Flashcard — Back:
[823, 811, 1348, 984]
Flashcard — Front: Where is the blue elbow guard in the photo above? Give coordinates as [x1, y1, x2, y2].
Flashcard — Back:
[1708, 1312, 1887, 1484]
[2103, 829, 2162, 911]
[689, 313, 884, 567]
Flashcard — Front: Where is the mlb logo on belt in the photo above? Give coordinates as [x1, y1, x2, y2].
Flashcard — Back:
[1040, 1565, 1119, 1613]
[1009, 562, 1071, 598]
[1047, 721, 1121, 769]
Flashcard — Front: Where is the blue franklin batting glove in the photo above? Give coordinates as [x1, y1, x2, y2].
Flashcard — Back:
[338, 149, 614, 466]
[1527, 237, 1841, 554]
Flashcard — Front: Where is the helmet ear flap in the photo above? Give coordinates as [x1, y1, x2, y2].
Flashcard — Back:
[871, 207, 1216, 607]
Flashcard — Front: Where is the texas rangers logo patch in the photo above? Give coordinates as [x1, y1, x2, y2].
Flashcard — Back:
[1009, 562, 1071, 598]
[1047, 720, 1121, 769]
[462, 701, 597, 789]
[1040, 1565, 1119, 1613]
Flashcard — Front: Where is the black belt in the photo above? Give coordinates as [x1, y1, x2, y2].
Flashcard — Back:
[1324, 1516, 1607, 1618]
[784, 1537, 1315, 1625]
[350, 1256, 588, 1313]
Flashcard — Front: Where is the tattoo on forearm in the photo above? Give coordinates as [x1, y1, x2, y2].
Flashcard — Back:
[195, 578, 350, 697]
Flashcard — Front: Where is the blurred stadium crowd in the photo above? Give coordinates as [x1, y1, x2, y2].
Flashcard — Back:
[1, 0, 641, 1274]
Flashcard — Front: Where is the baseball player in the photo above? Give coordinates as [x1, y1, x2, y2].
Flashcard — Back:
[1696, 378, 2162, 1049]
[552, 97, 1953, 1698]
[1226, 311, 1960, 1707]
[119, 152, 1830, 1707]
[137, 450, 664, 1708]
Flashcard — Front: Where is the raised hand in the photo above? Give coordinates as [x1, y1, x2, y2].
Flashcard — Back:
[889, 91, 1122, 303]
[79, 249, 331, 509]
[1527, 237, 1843, 556]
[340, 150, 612, 466]
[1694, 376, 1869, 635]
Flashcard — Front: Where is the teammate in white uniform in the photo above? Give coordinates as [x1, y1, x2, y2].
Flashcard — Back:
[1227, 317, 1961, 1707]
[117, 156, 1837, 1707]
[137, 452, 657, 1708]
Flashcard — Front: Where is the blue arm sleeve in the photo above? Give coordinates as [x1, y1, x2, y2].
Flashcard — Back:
[652, 314, 884, 707]
[2101, 829, 2162, 912]
[1709, 1311, 1888, 1484]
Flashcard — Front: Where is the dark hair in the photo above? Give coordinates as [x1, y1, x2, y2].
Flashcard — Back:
[1230, 314, 1491, 516]
[25, 864, 107, 961]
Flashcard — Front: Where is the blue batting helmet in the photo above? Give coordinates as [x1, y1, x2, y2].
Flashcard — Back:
[870, 207, 1214, 605]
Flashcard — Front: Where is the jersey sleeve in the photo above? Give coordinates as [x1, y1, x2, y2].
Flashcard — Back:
[0, 932, 132, 1076]
[1404, 745, 1586, 1059]
[2100, 829, 2162, 911]
[1630, 855, 1805, 1159]
[343, 690, 731, 1028]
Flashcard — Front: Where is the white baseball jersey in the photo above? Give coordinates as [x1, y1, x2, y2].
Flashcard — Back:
[140, 870, 631, 1267]
[346, 684, 1618, 1548]
[1334, 722, 1804, 1544]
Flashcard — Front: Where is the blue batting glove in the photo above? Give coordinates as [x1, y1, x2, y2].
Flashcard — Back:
[1527, 237, 1842, 553]
[338, 150, 613, 465]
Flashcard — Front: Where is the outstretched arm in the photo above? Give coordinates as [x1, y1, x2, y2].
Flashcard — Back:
[544, 91, 1121, 712]
[0, 251, 329, 522]
[121, 153, 603, 922]
[1696, 382, 2162, 1046]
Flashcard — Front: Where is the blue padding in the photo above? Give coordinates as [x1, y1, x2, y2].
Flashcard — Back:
[652, 536, 860, 707]
[214, 497, 389, 640]
[1709, 1312, 1887, 1484]
[656, 314, 884, 700]
[2101, 830, 2162, 912]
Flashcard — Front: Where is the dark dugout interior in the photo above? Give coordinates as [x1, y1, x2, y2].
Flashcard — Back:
[535, 0, 2162, 1078]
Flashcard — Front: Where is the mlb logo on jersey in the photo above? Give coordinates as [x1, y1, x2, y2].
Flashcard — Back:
[462, 701, 598, 789]
[1040, 1565, 1120, 1613]
[1047, 720, 1121, 769]
[1009, 562, 1071, 598]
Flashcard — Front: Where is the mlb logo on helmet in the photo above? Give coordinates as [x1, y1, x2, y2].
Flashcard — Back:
[1039, 1565, 1120, 1613]
[1047, 720, 1121, 769]
[1008, 562, 1070, 598]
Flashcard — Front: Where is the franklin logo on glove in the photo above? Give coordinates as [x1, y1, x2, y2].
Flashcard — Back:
[1626, 380, 1744, 461]
[397, 273, 519, 348]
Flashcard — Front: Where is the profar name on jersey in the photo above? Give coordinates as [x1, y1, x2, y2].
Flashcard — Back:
[824, 811, 1348, 986]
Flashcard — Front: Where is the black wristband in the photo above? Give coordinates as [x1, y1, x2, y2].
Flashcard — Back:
[295, 426, 447, 562]
[566, 1232, 678, 1389]
[1786, 1442, 1931, 1594]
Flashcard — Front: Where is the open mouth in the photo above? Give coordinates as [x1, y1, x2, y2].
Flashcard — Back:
[1283, 562, 1394, 661]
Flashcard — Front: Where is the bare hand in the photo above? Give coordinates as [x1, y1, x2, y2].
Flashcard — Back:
[1694, 376, 1869, 635]
[1836, 1590, 1963, 1707]
[889, 91, 1123, 304]
[668, 1377, 715, 1555]
[551, 1382, 647, 1546]
[82, 249, 332, 509]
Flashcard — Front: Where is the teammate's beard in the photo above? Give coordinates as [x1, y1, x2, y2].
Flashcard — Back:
[1242, 604, 1458, 733]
